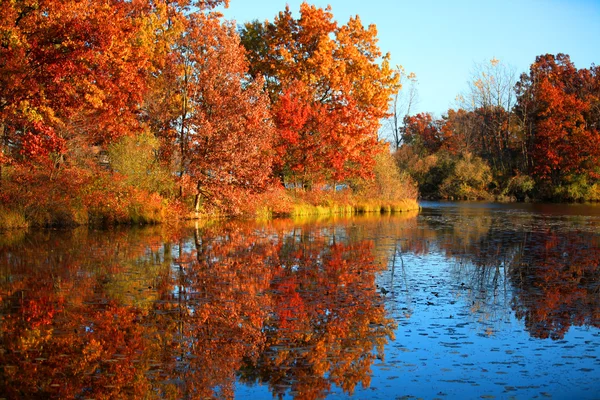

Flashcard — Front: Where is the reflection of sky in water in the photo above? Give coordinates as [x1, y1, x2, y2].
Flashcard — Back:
[1, 204, 598, 399]
[237, 202, 600, 399]
[360, 253, 598, 399]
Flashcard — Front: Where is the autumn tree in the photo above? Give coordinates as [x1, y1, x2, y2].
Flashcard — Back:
[170, 12, 274, 213]
[515, 54, 600, 198]
[1, 0, 280, 223]
[455, 58, 518, 173]
[396, 110, 495, 200]
[401, 112, 443, 156]
[240, 3, 399, 189]
[0, 0, 176, 226]
[387, 67, 418, 150]
[141, 0, 231, 169]
[0, 0, 154, 169]
[440, 108, 481, 155]
[398, 55, 600, 201]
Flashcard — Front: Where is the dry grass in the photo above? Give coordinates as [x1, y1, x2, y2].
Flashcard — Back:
[0, 206, 29, 229]
[249, 186, 419, 219]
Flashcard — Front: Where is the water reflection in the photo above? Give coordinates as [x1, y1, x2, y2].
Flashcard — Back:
[511, 230, 600, 340]
[0, 221, 396, 399]
[411, 203, 600, 340]
[1, 205, 599, 398]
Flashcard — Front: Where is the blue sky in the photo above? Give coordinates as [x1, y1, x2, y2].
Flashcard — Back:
[218, 0, 600, 116]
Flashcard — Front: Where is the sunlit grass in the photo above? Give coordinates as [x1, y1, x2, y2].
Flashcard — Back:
[280, 197, 419, 218]
[245, 182, 420, 219]
[0, 206, 29, 229]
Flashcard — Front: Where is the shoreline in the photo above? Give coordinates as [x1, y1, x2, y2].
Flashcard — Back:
[0, 198, 421, 231]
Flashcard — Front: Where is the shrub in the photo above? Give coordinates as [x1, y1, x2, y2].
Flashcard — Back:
[82, 173, 169, 225]
[357, 150, 418, 201]
[439, 152, 492, 200]
[505, 174, 535, 201]
[549, 175, 600, 202]
[0, 164, 92, 227]
[0, 206, 28, 229]
[108, 131, 175, 197]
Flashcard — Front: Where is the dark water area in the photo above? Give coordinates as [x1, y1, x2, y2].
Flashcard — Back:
[0, 202, 599, 399]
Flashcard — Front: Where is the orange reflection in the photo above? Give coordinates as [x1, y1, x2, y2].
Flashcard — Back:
[0, 219, 396, 399]
[511, 231, 600, 340]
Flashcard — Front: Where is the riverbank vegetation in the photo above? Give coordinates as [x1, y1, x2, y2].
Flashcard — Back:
[2, 2, 597, 229]
[392, 55, 600, 202]
[0, 1, 417, 229]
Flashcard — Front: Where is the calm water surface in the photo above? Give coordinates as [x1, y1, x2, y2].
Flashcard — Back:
[1, 202, 599, 399]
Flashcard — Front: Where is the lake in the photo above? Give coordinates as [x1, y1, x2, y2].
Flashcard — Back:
[1, 202, 599, 399]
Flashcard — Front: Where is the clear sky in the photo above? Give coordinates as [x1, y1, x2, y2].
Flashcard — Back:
[218, 0, 600, 116]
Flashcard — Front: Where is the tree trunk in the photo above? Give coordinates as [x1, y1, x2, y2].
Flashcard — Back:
[194, 181, 203, 213]
[0, 123, 5, 189]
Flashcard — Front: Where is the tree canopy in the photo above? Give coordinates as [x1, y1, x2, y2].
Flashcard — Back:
[0, 1, 410, 225]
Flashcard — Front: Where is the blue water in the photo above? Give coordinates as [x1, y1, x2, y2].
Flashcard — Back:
[1, 202, 599, 399]
[239, 202, 600, 398]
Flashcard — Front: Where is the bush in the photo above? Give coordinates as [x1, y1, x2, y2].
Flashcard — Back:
[0, 206, 28, 229]
[82, 173, 170, 225]
[0, 164, 92, 227]
[108, 131, 175, 197]
[586, 183, 600, 201]
[363, 151, 418, 201]
[505, 174, 535, 201]
[0, 161, 178, 228]
[548, 175, 600, 202]
[395, 146, 439, 195]
[439, 152, 492, 200]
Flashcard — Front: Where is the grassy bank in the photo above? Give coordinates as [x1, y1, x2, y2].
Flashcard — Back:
[0, 184, 419, 230]
[286, 199, 420, 218]
[0, 159, 419, 230]
[250, 187, 419, 220]
[0, 196, 420, 230]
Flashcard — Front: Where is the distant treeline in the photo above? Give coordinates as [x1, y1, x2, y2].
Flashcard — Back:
[392, 54, 600, 202]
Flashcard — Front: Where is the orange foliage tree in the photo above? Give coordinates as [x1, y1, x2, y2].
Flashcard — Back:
[515, 54, 600, 188]
[173, 13, 274, 213]
[0, 0, 153, 167]
[240, 3, 399, 190]
[402, 113, 443, 156]
[440, 108, 481, 155]
[0, 0, 171, 225]
[138, 1, 273, 214]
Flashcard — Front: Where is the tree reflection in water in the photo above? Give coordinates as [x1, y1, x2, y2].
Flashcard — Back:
[409, 205, 600, 340]
[1, 208, 599, 399]
[0, 220, 395, 399]
[510, 230, 600, 340]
